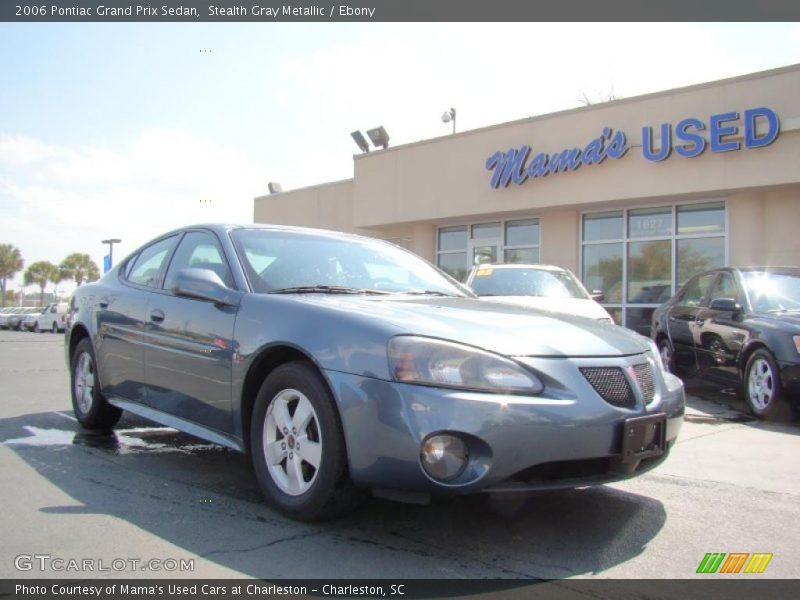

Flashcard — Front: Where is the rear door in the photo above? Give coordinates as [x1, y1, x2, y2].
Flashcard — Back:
[143, 230, 239, 433]
[95, 234, 179, 404]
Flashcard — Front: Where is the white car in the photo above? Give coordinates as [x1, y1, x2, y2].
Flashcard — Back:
[23, 302, 68, 333]
[465, 263, 613, 322]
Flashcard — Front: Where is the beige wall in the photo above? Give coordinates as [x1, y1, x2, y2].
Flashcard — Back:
[253, 179, 364, 234]
[539, 210, 579, 273]
[728, 186, 800, 267]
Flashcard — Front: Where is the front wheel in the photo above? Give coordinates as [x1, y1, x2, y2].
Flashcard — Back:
[70, 338, 122, 429]
[658, 337, 675, 374]
[250, 361, 361, 521]
[744, 349, 793, 421]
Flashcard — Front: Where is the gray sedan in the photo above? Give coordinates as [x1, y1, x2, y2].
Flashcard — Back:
[66, 224, 684, 520]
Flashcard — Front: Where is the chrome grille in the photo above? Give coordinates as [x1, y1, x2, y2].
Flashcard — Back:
[580, 367, 635, 408]
[632, 362, 655, 404]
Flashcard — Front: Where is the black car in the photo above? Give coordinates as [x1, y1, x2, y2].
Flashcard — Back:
[652, 267, 800, 420]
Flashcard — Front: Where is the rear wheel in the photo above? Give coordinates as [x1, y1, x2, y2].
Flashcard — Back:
[70, 338, 122, 429]
[744, 349, 793, 421]
[250, 361, 361, 520]
[32, 321, 40, 333]
[52, 322, 58, 334]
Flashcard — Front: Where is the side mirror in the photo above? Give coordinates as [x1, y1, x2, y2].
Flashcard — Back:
[171, 268, 241, 307]
[590, 290, 605, 302]
[709, 297, 741, 313]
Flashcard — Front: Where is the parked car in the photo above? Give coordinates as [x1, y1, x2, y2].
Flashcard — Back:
[6, 307, 39, 331]
[24, 301, 68, 333]
[464, 263, 613, 321]
[67, 224, 684, 520]
[0, 307, 24, 329]
[652, 266, 800, 420]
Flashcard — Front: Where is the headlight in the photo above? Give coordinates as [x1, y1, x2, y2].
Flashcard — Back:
[388, 336, 544, 394]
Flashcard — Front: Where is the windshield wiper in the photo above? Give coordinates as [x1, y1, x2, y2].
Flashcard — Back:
[268, 285, 391, 295]
[398, 290, 460, 297]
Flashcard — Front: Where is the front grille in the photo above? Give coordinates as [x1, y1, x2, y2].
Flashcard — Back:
[632, 362, 655, 404]
[580, 367, 636, 407]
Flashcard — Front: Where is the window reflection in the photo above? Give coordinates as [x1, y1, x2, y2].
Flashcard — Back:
[583, 243, 623, 303]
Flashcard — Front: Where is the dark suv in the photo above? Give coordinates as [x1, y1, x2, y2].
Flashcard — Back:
[651, 267, 800, 420]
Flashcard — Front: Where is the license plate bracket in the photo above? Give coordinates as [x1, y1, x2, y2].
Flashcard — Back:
[621, 413, 666, 463]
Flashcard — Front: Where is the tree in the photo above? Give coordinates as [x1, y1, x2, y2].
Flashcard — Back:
[24, 261, 62, 306]
[60, 253, 101, 286]
[0, 244, 24, 308]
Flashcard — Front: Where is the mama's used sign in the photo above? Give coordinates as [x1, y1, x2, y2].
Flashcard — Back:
[486, 107, 779, 189]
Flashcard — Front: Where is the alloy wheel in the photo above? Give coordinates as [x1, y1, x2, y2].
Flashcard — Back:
[263, 388, 322, 496]
[747, 357, 775, 411]
[74, 352, 95, 415]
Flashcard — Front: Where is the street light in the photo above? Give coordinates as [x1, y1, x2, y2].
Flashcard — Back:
[441, 107, 456, 134]
[102, 238, 122, 272]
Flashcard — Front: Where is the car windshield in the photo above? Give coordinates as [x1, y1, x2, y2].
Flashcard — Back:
[470, 267, 589, 299]
[231, 229, 468, 296]
[743, 271, 800, 312]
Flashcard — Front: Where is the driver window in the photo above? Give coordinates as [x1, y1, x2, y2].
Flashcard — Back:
[163, 231, 234, 291]
[678, 273, 716, 308]
[710, 272, 739, 304]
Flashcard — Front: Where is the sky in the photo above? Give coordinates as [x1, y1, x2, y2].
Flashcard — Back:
[1, 22, 800, 295]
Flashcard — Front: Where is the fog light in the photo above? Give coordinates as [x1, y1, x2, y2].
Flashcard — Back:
[420, 434, 468, 481]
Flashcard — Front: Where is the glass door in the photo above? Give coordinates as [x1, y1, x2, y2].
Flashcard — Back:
[468, 239, 501, 267]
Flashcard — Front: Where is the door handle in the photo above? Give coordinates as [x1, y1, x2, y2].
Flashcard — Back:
[149, 309, 165, 323]
[99, 297, 109, 309]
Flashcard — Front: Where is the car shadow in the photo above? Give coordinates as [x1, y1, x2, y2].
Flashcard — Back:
[683, 378, 800, 436]
[1, 410, 667, 579]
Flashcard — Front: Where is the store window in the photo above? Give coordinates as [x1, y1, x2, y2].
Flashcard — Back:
[581, 201, 726, 334]
[436, 218, 540, 281]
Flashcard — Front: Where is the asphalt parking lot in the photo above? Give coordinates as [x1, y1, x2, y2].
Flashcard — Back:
[1, 330, 798, 579]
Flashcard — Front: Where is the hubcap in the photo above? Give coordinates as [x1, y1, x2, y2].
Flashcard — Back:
[263, 389, 322, 496]
[748, 358, 775, 411]
[73, 352, 95, 415]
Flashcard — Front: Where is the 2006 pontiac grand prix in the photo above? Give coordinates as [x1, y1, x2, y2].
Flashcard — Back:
[66, 224, 684, 520]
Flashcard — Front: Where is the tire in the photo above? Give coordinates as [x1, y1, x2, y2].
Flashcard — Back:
[33, 321, 40, 333]
[250, 361, 361, 521]
[658, 337, 675, 374]
[743, 348, 793, 421]
[52, 322, 58, 334]
[70, 338, 122, 429]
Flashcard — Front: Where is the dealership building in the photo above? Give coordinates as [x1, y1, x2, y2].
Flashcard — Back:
[254, 64, 800, 334]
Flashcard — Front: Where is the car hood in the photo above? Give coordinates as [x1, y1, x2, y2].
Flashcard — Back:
[297, 295, 649, 357]
[476, 296, 612, 320]
[753, 311, 800, 329]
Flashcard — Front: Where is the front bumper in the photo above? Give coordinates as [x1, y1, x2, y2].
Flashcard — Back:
[326, 353, 684, 494]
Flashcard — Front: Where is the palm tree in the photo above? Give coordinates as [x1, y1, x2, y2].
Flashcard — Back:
[60, 253, 101, 286]
[0, 244, 24, 307]
[24, 261, 62, 306]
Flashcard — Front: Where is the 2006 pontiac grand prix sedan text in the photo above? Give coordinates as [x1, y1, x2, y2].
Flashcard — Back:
[66, 224, 684, 520]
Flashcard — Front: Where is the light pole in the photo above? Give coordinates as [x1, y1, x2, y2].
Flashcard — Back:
[441, 107, 456, 134]
[102, 238, 122, 272]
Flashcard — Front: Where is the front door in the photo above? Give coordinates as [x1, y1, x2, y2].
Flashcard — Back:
[143, 230, 239, 433]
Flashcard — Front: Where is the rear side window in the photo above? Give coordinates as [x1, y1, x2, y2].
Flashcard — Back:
[126, 235, 178, 288]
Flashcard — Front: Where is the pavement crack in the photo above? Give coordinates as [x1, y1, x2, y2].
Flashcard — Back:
[200, 531, 323, 558]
